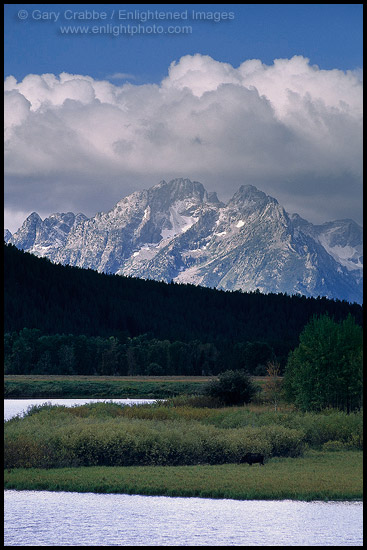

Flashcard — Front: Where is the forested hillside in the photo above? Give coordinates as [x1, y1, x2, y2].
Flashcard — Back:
[4, 243, 362, 375]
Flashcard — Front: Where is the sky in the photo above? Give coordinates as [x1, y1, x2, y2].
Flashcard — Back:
[4, 4, 363, 232]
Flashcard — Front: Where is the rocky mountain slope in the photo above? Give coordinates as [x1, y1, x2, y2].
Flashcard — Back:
[6, 178, 363, 304]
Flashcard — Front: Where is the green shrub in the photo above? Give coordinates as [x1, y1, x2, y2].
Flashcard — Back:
[5, 402, 361, 470]
[4, 407, 303, 469]
[23, 402, 67, 417]
[203, 370, 258, 406]
[299, 411, 363, 448]
[347, 432, 363, 450]
[262, 425, 306, 457]
[322, 440, 347, 452]
[163, 394, 223, 408]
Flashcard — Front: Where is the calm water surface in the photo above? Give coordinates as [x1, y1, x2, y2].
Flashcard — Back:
[4, 490, 362, 546]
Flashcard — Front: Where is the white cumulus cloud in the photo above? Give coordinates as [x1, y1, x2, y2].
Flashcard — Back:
[4, 54, 363, 232]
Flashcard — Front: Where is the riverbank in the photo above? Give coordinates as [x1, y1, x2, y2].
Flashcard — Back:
[5, 400, 362, 501]
[4, 375, 214, 399]
[4, 450, 363, 501]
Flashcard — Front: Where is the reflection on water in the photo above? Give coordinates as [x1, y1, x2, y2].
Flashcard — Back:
[4, 490, 363, 546]
[4, 398, 157, 421]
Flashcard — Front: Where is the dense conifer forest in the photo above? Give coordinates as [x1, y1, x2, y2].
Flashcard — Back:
[4, 243, 363, 376]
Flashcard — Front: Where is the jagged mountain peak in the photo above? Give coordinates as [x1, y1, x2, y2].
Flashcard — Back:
[4, 229, 12, 242]
[315, 219, 362, 247]
[238, 183, 265, 194]
[290, 212, 309, 225]
[150, 178, 208, 204]
[150, 178, 221, 206]
[228, 184, 277, 208]
[9, 210, 89, 257]
[7, 179, 363, 304]
[26, 212, 42, 223]
[154, 177, 203, 191]
[7, 212, 42, 250]
[291, 214, 363, 274]
[113, 178, 209, 215]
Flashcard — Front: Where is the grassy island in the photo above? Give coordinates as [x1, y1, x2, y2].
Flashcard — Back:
[4, 452, 362, 501]
[4, 399, 363, 501]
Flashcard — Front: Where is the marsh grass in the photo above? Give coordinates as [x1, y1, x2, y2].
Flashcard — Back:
[4, 376, 208, 398]
[4, 401, 363, 500]
[3, 375, 270, 400]
[4, 402, 362, 470]
[4, 451, 362, 501]
[4, 412, 302, 468]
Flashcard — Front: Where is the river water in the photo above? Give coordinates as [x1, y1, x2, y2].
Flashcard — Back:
[4, 400, 363, 546]
[4, 491, 363, 546]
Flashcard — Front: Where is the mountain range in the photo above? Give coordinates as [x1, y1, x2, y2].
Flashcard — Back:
[5, 178, 363, 304]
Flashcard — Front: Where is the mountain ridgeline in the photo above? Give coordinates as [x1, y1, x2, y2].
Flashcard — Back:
[5, 178, 363, 304]
[4, 243, 362, 376]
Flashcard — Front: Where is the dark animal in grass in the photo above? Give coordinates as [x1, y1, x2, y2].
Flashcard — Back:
[240, 452, 265, 466]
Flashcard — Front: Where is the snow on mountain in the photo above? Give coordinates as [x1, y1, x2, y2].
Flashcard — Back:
[8, 212, 89, 257]
[4, 229, 12, 242]
[313, 221, 363, 274]
[290, 214, 363, 292]
[8, 178, 363, 304]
